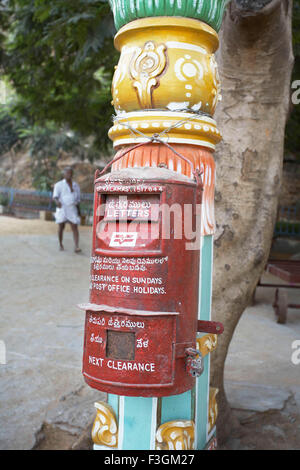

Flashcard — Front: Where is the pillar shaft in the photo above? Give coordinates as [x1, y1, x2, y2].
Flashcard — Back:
[85, 0, 229, 451]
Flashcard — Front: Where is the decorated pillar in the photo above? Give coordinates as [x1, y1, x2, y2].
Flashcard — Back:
[83, 0, 229, 451]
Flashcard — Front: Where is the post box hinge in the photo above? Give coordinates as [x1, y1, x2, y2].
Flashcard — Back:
[197, 320, 224, 335]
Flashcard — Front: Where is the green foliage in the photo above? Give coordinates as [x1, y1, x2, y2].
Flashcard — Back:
[0, 104, 23, 154]
[0, 193, 9, 206]
[1, 0, 299, 163]
[0, 103, 103, 191]
[2, 0, 117, 151]
[21, 122, 103, 191]
[24, 124, 75, 191]
[0, 2, 9, 68]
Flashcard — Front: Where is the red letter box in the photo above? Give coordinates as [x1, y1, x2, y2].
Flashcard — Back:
[80, 166, 203, 397]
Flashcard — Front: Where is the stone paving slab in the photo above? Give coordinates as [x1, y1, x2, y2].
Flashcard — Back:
[225, 381, 292, 412]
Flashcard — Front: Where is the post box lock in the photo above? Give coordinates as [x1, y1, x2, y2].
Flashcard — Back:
[185, 348, 204, 378]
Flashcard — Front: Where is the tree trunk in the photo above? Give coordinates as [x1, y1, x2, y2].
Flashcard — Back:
[211, 0, 294, 444]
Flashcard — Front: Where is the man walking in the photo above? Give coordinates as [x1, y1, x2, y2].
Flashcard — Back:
[53, 167, 82, 253]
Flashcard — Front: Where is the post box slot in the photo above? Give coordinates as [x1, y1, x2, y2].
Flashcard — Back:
[106, 330, 136, 361]
[95, 193, 162, 254]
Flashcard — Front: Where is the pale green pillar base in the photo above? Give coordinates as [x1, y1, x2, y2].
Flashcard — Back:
[96, 236, 214, 451]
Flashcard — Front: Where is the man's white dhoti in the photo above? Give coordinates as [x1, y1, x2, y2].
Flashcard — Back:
[53, 179, 81, 225]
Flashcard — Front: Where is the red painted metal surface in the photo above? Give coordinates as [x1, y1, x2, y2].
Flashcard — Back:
[257, 259, 300, 323]
[197, 320, 224, 335]
[82, 167, 202, 397]
[112, 143, 216, 236]
[266, 259, 300, 284]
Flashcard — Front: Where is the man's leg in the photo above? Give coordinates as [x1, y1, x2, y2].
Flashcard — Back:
[58, 223, 65, 250]
[70, 223, 81, 252]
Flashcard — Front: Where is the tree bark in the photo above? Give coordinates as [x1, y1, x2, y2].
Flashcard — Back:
[211, 0, 294, 444]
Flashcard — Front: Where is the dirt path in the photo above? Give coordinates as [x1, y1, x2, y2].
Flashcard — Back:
[0, 216, 104, 450]
[0, 214, 91, 236]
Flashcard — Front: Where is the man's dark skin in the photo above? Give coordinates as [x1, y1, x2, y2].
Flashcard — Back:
[53, 168, 81, 253]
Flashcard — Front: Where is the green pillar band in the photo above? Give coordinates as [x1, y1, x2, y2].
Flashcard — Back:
[109, 0, 230, 33]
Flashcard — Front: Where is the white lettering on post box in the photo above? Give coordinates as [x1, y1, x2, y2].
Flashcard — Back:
[109, 232, 138, 247]
[88, 356, 156, 373]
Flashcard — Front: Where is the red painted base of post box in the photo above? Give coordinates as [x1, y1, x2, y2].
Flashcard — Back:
[82, 307, 196, 397]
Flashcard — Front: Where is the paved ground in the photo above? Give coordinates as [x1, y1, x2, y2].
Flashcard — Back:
[0, 216, 104, 450]
[222, 283, 300, 450]
[0, 215, 299, 450]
